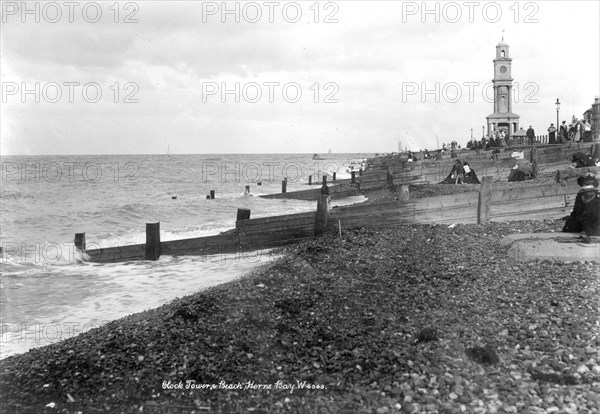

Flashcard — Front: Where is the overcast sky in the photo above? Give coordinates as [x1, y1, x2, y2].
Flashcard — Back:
[1, 0, 599, 155]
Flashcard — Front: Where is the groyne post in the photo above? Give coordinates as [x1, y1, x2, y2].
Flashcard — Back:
[321, 175, 329, 195]
[333, 172, 336, 181]
[477, 177, 492, 224]
[210, 190, 215, 199]
[314, 194, 331, 237]
[387, 166, 394, 188]
[145, 222, 161, 261]
[282, 178, 287, 193]
[399, 184, 409, 202]
[351, 171, 356, 184]
[308, 175, 312, 185]
[74, 233, 86, 251]
[236, 208, 251, 221]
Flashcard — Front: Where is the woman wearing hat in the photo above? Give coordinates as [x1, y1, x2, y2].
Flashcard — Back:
[440, 159, 465, 184]
[508, 151, 534, 182]
[548, 123, 557, 144]
[563, 175, 600, 236]
[462, 162, 480, 184]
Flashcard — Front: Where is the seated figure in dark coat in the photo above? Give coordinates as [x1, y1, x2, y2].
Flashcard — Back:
[569, 152, 600, 169]
[563, 175, 600, 236]
[462, 162, 480, 184]
[507, 151, 534, 182]
[441, 160, 465, 184]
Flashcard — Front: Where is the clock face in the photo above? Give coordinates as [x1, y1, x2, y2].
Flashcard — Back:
[500, 66, 508, 73]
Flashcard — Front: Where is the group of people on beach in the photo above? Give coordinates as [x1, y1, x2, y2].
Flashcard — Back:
[440, 160, 481, 184]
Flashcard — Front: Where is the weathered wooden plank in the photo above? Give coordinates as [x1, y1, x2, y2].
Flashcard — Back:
[556, 166, 600, 181]
[490, 195, 568, 215]
[236, 211, 315, 229]
[84, 244, 146, 263]
[161, 233, 241, 256]
[259, 186, 360, 201]
[490, 182, 578, 202]
[490, 206, 572, 221]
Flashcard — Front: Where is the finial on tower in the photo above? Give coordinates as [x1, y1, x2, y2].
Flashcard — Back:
[502, 29, 505, 41]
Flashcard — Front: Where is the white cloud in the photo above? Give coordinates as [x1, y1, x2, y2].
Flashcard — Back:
[1, 0, 598, 155]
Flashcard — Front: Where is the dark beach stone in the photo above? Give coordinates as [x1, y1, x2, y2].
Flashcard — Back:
[529, 370, 578, 385]
[416, 328, 438, 343]
[465, 345, 499, 365]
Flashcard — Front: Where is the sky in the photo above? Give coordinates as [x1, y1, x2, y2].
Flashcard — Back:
[1, 0, 599, 155]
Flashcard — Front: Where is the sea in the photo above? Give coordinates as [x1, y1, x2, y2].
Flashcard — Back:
[0, 153, 370, 359]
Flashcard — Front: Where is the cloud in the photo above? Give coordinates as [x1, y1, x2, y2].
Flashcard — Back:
[1, 0, 598, 155]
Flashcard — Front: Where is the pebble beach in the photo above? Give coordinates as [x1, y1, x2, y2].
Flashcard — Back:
[1, 183, 599, 414]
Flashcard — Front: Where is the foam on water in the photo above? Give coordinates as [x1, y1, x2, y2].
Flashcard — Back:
[0, 153, 371, 359]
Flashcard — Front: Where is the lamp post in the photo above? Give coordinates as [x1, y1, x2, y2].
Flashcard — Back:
[555, 99, 560, 137]
[482, 125, 485, 138]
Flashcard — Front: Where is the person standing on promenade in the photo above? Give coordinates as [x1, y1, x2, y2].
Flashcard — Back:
[499, 130, 507, 147]
[548, 123, 557, 144]
[574, 121, 581, 142]
[559, 121, 569, 143]
[526, 125, 535, 145]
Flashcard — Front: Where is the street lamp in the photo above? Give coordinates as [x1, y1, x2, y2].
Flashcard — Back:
[482, 125, 485, 139]
[555, 99, 560, 136]
[471, 128, 473, 141]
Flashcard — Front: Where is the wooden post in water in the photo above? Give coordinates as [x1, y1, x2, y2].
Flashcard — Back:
[314, 194, 331, 237]
[308, 175, 312, 185]
[477, 177, 492, 224]
[74, 233, 86, 251]
[351, 171, 356, 184]
[556, 169, 561, 183]
[245, 185, 250, 194]
[399, 184, 409, 202]
[210, 190, 215, 199]
[282, 178, 287, 193]
[236, 208, 251, 221]
[206, 195, 211, 199]
[333, 172, 336, 181]
[145, 222, 161, 261]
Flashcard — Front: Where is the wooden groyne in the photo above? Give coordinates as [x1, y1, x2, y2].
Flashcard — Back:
[77, 206, 326, 263]
[76, 166, 599, 263]
[254, 142, 596, 203]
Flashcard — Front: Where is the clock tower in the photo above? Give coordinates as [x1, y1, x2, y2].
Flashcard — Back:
[486, 38, 520, 137]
